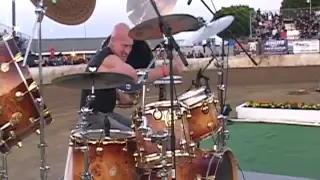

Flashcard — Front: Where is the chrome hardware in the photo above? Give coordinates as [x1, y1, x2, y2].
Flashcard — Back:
[201, 102, 209, 114]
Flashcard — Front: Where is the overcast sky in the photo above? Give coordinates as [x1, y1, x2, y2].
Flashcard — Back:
[0, 0, 282, 39]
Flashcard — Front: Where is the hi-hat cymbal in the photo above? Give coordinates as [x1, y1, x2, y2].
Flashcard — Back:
[129, 14, 200, 40]
[127, 0, 177, 25]
[29, 0, 96, 25]
[187, 15, 235, 44]
[51, 72, 134, 90]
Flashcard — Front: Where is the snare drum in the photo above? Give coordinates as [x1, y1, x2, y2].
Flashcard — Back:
[179, 87, 220, 142]
[133, 100, 195, 169]
[70, 129, 137, 180]
[0, 35, 53, 153]
[142, 148, 239, 180]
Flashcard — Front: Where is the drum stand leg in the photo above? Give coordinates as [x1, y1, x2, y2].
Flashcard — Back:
[81, 146, 92, 180]
[0, 154, 8, 180]
[21, 1, 50, 179]
[158, 84, 167, 101]
[151, 131, 169, 180]
[216, 38, 229, 151]
[77, 132, 93, 180]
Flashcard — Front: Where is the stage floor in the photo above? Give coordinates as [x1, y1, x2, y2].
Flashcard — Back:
[4, 66, 320, 180]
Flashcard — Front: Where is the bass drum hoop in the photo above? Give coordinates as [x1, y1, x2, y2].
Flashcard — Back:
[203, 147, 239, 180]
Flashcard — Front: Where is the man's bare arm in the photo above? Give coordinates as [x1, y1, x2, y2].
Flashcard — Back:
[98, 55, 138, 82]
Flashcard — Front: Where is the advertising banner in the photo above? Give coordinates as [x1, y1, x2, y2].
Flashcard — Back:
[234, 41, 257, 55]
[261, 40, 288, 55]
[292, 40, 320, 54]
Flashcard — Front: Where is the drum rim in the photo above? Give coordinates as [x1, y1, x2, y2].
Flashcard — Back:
[70, 129, 135, 144]
[187, 95, 215, 109]
[145, 100, 187, 108]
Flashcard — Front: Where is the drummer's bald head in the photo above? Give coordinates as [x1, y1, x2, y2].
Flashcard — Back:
[110, 23, 131, 42]
[108, 23, 134, 61]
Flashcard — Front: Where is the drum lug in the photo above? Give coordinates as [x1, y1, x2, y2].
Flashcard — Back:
[96, 147, 103, 155]
[224, 130, 230, 140]
[195, 174, 202, 180]
[29, 117, 37, 123]
[189, 142, 196, 157]
[9, 131, 16, 139]
[17, 141, 23, 148]
[15, 91, 24, 101]
[179, 139, 187, 152]
[122, 141, 129, 151]
[0, 105, 2, 117]
[201, 103, 209, 114]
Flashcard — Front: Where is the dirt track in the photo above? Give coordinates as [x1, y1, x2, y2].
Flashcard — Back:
[4, 66, 320, 180]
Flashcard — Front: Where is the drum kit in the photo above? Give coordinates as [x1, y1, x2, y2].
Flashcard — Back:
[0, 0, 259, 180]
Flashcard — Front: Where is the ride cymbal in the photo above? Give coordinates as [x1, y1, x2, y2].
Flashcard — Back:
[29, 0, 96, 25]
[127, 0, 177, 25]
[129, 14, 200, 40]
[51, 72, 134, 90]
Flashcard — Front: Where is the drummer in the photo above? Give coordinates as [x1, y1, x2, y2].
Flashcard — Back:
[80, 23, 184, 130]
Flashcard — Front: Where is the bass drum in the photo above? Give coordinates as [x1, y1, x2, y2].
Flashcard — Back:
[0, 35, 53, 153]
[141, 148, 239, 180]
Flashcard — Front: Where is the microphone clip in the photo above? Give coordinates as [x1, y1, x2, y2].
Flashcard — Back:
[194, 68, 211, 93]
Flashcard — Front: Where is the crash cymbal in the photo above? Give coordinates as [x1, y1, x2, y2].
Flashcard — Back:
[129, 14, 200, 40]
[188, 15, 234, 44]
[51, 72, 134, 90]
[29, 0, 96, 25]
[127, 0, 177, 25]
[187, 15, 234, 44]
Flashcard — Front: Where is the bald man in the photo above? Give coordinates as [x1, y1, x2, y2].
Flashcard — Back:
[80, 23, 184, 131]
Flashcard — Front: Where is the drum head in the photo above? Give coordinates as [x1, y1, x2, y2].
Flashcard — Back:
[145, 100, 179, 108]
[178, 87, 206, 101]
[183, 94, 208, 107]
[71, 129, 135, 142]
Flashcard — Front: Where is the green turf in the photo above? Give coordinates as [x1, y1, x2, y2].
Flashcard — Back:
[200, 122, 320, 179]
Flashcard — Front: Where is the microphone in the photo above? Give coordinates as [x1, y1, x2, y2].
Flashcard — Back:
[187, 0, 192, 5]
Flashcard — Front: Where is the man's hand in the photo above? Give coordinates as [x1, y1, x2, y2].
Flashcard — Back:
[116, 91, 138, 108]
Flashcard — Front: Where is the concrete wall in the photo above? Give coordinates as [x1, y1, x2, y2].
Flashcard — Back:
[30, 54, 320, 84]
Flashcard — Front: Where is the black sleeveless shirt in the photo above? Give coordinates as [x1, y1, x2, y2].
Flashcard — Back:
[80, 37, 154, 113]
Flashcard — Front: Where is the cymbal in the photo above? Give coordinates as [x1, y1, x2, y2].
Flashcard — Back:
[187, 15, 234, 44]
[129, 14, 200, 40]
[127, 0, 177, 25]
[29, 0, 96, 25]
[51, 72, 134, 90]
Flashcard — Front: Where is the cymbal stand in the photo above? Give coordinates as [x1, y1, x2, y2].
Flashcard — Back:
[77, 75, 98, 180]
[137, 58, 156, 135]
[149, 1, 189, 179]
[21, 1, 49, 179]
[151, 130, 169, 180]
[215, 39, 229, 150]
[0, 154, 8, 180]
[76, 132, 92, 180]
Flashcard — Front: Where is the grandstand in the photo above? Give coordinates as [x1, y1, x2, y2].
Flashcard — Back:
[251, 8, 320, 40]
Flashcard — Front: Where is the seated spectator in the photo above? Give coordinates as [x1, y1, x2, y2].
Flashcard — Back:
[294, 9, 320, 39]
[252, 10, 286, 40]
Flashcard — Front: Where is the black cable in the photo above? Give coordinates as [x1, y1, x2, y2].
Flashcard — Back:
[238, 163, 246, 180]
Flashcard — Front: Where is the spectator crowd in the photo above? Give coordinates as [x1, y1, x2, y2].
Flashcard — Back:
[252, 8, 320, 40]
